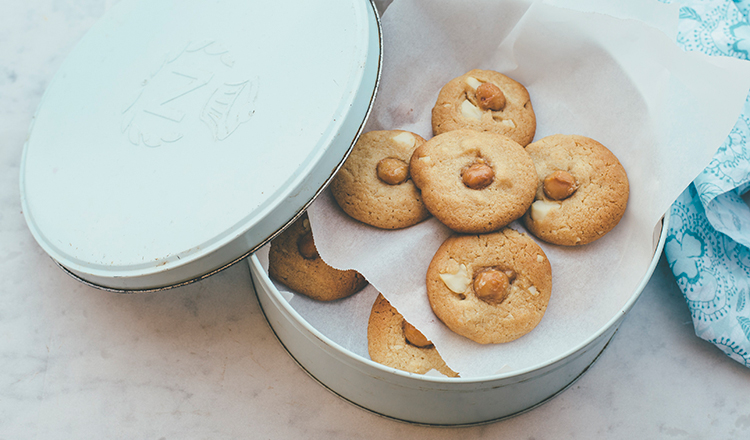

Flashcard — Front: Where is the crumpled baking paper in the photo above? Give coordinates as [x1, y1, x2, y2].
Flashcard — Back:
[259, 0, 750, 378]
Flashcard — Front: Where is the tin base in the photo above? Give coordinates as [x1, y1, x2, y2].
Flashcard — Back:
[255, 280, 619, 426]
[247, 215, 668, 425]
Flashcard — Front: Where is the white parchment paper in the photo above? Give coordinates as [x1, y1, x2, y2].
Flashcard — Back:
[260, 0, 750, 378]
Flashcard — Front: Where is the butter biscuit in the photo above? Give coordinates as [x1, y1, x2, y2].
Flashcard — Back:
[269, 214, 367, 301]
[409, 129, 537, 233]
[426, 229, 552, 344]
[330, 130, 431, 229]
[367, 294, 458, 377]
[522, 134, 629, 246]
[432, 69, 536, 146]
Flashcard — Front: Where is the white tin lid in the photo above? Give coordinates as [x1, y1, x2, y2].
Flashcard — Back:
[20, 0, 381, 291]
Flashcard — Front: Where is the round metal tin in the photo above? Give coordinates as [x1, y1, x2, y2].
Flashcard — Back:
[20, 0, 381, 291]
[248, 215, 669, 425]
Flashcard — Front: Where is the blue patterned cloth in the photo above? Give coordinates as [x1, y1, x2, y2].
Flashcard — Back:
[663, 0, 750, 366]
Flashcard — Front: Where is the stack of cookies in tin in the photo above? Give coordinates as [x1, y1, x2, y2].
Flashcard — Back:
[268, 68, 629, 377]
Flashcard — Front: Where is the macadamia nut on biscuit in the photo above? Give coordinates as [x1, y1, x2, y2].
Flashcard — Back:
[409, 129, 537, 234]
[426, 228, 552, 344]
[432, 69, 536, 146]
[330, 130, 431, 230]
[522, 134, 629, 246]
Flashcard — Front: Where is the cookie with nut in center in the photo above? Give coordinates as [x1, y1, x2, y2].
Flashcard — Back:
[409, 129, 537, 233]
[522, 134, 629, 246]
[330, 130, 431, 230]
[269, 214, 368, 301]
[432, 69, 536, 146]
[426, 228, 552, 344]
[367, 294, 458, 377]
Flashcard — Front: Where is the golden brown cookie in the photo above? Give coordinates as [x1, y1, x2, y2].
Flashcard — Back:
[522, 134, 629, 246]
[330, 130, 431, 229]
[432, 69, 536, 146]
[367, 294, 458, 377]
[409, 129, 537, 233]
[269, 214, 367, 301]
[426, 229, 552, 344]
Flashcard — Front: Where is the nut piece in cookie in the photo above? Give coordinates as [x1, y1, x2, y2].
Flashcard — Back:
[330, 130, 431, 229]
[367, 294, 458, 377]
[409, 129, 537, 233]
[522, 134, 629, 246]
[426, 229, 552, 344]
[269, 214, 367, 301]
[432, 69, 536, 146]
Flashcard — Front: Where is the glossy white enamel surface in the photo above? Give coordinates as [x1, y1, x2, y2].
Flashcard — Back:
[20, 0, 381, 290]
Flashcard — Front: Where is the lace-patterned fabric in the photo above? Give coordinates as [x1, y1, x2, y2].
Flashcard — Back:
[663, 0, 750, 367]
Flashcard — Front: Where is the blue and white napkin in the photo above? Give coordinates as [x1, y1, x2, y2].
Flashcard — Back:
[664, 0, 750, 367]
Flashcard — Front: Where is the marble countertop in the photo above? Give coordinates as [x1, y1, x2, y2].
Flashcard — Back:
[2, 0, 748, 438]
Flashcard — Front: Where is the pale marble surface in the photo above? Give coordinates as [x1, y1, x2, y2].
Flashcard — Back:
[2, 1, 749, 438]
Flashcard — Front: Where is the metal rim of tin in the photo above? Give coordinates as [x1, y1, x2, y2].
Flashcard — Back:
[260, 310, 620, 427]
[20, 0, 383, 293]
[249, 212, 669, 385]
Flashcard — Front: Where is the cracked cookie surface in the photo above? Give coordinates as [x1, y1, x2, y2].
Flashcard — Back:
[426, 229, 552, 344]
[367, 294, 458, 377]
[522, 134, 629, 246]
[432, 69, 536, 146]
[269, 214, 367, 301]
[409, 129, 537, 233]
[331, 130, 431, 229]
